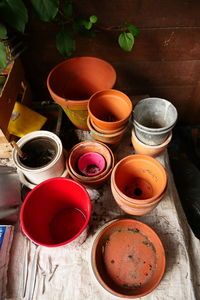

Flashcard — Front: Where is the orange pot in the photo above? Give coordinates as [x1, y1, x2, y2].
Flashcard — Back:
[88, 89, 132, 131]
[66, 141, 115, 188]
[90, 117, 128, 134]
[67, 140, 114, 181]
[131, 129, 172, 157]
[111, 155, 167, 205]
[91, 218, 166, 298]
[47, 57, 116, 130]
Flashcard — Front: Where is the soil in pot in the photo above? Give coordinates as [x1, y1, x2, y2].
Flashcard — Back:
[19, 137, 57, 168]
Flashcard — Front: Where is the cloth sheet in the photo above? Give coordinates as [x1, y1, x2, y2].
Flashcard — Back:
[5, 128, 200, 300]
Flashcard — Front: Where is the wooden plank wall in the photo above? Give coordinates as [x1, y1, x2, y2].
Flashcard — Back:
[22, 0, 200, 124]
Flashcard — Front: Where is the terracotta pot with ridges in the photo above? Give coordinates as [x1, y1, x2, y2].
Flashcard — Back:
[88, 89, 132, 131]
[47, 57, 116, 130]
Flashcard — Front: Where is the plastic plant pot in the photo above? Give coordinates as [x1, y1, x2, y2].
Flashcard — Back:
[77, 152, 106, 177]
[20, 178, 92, 247]
[91, 218, 166, 298]
[47, 57, 116, 130]
[88, 89, 132, 131]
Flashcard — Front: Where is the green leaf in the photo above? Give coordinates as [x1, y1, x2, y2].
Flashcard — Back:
[56, 29, 75, 57]
[83, 20, 92, 30]
[30, 0, 59, 22]
[0, 23, 7, 39]
[118, 32, 134, 52]
[63, 4, 72, 17]
[0, 43, 7, 69]
[127, 24, 139, 37]
[0, 0, 28, 33]
[89, 15, 98, 24]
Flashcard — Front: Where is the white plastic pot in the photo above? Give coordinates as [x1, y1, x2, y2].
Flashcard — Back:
[12, 130, 65, 185]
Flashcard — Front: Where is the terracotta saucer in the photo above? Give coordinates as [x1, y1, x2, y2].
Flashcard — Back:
[91, 218, 166, 298]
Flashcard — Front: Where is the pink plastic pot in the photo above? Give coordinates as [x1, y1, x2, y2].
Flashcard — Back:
[20, 178, 92, 247]
[78, 152, 106, 176]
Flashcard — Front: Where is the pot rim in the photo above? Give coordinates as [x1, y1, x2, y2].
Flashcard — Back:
[20, 177, 92, 247]
[47, 56, 116, 105]
[132, 129, 172, 149]
[111, 154, 167, 204]
[133, 97, 178, 132]
[13, 130, 63, 173]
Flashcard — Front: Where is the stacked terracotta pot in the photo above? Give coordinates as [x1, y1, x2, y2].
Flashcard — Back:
[66, 140, 114, 188]
[87, 89, 132, 149]
[111, 155, 167, 215]
[132, 97, 178, 156]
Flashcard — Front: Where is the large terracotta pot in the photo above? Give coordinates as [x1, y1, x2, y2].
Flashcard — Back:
[90, 218, 166, 298]
[88, 89, 132, 131]
[47, 57, 116, 130]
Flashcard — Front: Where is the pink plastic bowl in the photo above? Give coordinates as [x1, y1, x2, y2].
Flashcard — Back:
[77, 152, 106, 176]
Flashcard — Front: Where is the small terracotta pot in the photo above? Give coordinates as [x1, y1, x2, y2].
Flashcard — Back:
[87, 117, 127, 147]
[91, 218, 166, 298]
[111, 155, 167, 205]
[88, 89, 132, 131]
[66, 140, 114, 187]
[131, 129, 172, 157]
[47, 57, 116, 130]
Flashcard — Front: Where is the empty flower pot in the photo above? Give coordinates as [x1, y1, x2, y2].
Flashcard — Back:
[88, 89, 132, 131]
[20, 178, 92, 247]
[12, 130, 65, 185]
[133, 97, 177, 145]
[77, 152, 106, 176]
[47, 57, 116, 130]
[90, 117, 128, 134]
[131, 129, 172, 157]
[111, 154, 167, 212]
[66, 140, 115, 188]
[91, 218, 166, 298]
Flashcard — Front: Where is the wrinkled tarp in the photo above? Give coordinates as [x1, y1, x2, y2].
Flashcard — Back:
[6, 128, 200, 300]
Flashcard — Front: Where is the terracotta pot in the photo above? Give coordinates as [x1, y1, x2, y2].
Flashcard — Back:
[111, 155, 167, 205]
[91, 218, 166, 298]
[47, 57, 116, 130]
[131, 129, 172, 157]
[66, 140, 115, 188]
[88, 89, 132, 131]
[67, 140, 114, 181]
[111, 181, 166, 215]
[87, 117, 127, 147]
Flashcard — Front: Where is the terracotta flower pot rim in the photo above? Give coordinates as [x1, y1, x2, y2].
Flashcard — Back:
[87, 117, 128, 138]
[88, 89, 133, 129]
[47, 57, 116, 106]
[91, 218, 166, 298]
[111, 180, 166, 207]
[67, 140, 114, 181]
[111, 154, 167, 204]
[90, 117, 128, 134]
[132, 129, 172, 148]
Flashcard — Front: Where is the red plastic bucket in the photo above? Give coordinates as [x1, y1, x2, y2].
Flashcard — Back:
[20, 178, 92, 247]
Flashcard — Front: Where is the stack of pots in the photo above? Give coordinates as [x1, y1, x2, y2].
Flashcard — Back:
[87, 89, 132, 149]
[66, 140, 114, 188]
[111, 155, 167, 215]
[47, 57, 116, 130]
[132, 97, 178, 156]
